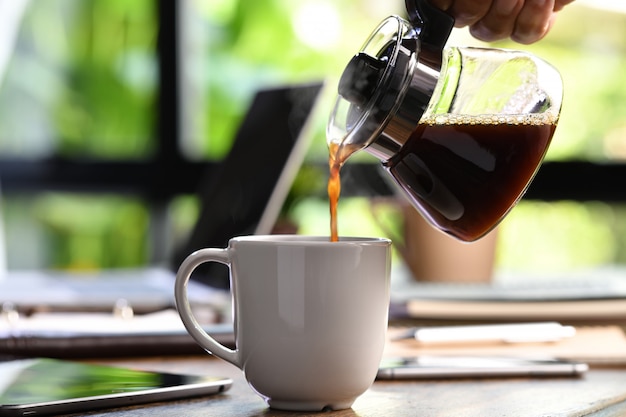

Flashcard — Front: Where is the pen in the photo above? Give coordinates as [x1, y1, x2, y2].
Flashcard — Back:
[394, 322, 576, 344]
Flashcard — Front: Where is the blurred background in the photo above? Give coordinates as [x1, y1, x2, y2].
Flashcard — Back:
[0, 0, 625, 280]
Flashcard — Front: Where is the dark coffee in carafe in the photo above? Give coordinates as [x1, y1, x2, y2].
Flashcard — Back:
[385, 113, 556, 241]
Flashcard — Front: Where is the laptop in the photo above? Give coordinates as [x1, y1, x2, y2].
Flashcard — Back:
[173, 81, 324, 289]
[0, 82, 324, 314]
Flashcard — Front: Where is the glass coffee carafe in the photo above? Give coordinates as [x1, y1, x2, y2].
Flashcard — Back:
[328, 0, 563, 242]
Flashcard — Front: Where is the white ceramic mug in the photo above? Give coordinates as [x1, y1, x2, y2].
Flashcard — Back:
[175, 235, 391, 411]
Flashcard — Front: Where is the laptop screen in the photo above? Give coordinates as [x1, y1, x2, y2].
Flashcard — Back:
[174, 82, 324, 288]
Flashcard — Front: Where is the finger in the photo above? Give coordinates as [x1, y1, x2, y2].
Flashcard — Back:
[448, 0, 493, 27]
[469, 0, 524, 42]
[511, 0, 556, 44]
[554, 0, 575, 12]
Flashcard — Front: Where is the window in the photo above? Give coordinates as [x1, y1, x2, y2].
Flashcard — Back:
[1, 0, 625, 277]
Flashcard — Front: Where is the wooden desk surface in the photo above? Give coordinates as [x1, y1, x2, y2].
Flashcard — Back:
[74, 356, 626, 417]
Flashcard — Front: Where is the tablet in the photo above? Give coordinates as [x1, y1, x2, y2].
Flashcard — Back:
[0, 358, 232, 416]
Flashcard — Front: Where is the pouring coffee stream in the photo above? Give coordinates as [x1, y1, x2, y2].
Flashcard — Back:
[327, 0, 562, 242]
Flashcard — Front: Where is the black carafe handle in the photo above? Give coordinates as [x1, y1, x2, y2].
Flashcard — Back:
[405, 0, 455, 54]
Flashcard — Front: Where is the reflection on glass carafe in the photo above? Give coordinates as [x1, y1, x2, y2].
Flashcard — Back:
[328, 0, 563, 242]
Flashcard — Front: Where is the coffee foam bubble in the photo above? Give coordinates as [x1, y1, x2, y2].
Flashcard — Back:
[421, 112, 558, 126]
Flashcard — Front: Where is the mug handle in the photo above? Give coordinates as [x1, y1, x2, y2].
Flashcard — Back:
[174, 248, 240, 368]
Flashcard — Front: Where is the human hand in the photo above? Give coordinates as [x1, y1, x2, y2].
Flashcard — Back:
[427, 0, 575, 44]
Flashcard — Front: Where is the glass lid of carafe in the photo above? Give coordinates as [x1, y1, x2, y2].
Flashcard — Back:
[328, 0, 455, 159]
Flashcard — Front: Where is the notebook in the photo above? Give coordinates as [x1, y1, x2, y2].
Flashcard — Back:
[0, 82, 324, 314]
[389, 266, 626, 324]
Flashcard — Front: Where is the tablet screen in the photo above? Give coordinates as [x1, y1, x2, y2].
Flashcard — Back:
[0, 358, 232, 416]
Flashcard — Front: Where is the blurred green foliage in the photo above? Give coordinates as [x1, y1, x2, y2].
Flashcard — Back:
[0, 0, 157, 159]
[33, 194, 149, 270]
[56, 0, 157, 158]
